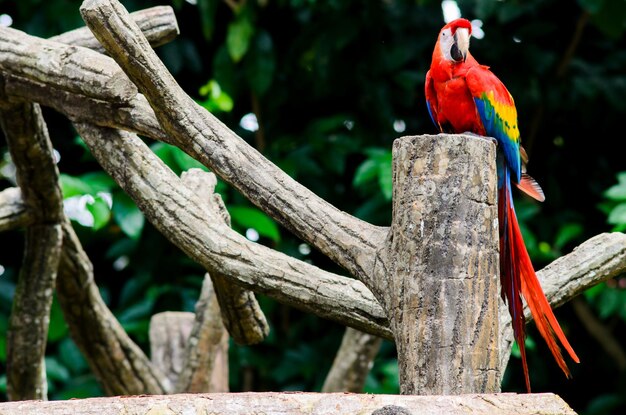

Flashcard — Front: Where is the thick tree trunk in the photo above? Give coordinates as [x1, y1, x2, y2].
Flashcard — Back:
[376, 134, 500, 395]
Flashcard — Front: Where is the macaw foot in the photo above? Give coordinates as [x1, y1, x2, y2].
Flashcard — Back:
[463, 131, 498, 146]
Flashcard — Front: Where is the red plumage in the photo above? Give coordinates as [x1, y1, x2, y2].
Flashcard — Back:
[426, 18, 579, 391]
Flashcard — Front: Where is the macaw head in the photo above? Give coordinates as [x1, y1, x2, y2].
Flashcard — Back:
[437, 18, 472, 63]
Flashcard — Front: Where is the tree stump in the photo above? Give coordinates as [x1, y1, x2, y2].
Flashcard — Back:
[375, 134, 500, 394]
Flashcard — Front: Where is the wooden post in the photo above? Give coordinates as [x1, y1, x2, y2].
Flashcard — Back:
[377, 134, 501, 394]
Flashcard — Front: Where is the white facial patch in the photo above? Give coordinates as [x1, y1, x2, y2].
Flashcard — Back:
[439, 27, 470, 62]
[439, 28, 455, 61]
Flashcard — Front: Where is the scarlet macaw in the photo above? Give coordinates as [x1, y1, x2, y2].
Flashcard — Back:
[424, 18, 579, 391]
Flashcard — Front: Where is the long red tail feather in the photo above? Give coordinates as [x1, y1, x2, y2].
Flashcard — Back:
[499, 174, 579, 392]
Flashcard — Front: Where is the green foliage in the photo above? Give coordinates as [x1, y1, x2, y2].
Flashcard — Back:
[227, 13, 255, 63]
[353, 148, 393, 202]
[228, 206, 281, 243]
[603, 172, 626, 231]
[112, 193, 145, 240]
[363, 341, 399, 394]
[198, 80, 234, 113]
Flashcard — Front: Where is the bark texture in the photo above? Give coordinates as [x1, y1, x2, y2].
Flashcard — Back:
[0, 101, 63, 400]
[181, 169, 269, 345]
[0, 392, 578, 415]
[0, 27, 137, 104]
[57, 220, 168, 395]
[377, 134, 500, 395]
[79, 0, 387, 286]
[150, 312, 196, 390]
[174, 275, 229, 393]
[0, 187, 31, 231]
[49, 6, 178, 53]
[73, 123, 391, 339]
[150, 276, 229, 393]
[322, 328, 382, 393]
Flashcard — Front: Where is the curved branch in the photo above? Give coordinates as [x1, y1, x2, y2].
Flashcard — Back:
[0, 27, 137, 104]
[73, 122, 393, 340]
[49, 6, 179, 54]
[0, 12, 178, 143]
[57, 220, 169, 395]
[79, 0, 386, 286]
[180, 170, 269, 345]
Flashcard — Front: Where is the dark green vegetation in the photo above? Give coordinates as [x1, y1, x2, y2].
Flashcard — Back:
[1, 0, 625, 413]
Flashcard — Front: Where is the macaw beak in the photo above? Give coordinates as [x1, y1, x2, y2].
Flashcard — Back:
[451, 28, 470, 62]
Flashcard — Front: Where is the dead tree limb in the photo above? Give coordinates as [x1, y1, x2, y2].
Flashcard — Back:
[0, 27, 137, 104]
[181, 169, 269, 345]
[174, 275, 230, 393]
[0, 101, 64, 400]
[0, 9, 177, 145]
[322, 327, 382, 393]
[79, 0, 387, 287]
[57, 220, 169, 395]
[49, 6, 178, 53]
[72, 122, 392, 339]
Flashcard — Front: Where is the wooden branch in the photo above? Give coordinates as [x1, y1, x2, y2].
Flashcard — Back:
[73, 122, 393, 340]
[0, 187, 32, 232]
[1, 71, 171, 142]
[0, 101, 64, 400]
[181, 169, 269, 345]
[150, 312, 195, 391]
[0, 22, 172, 142]
[0, 103, 63, 223]
[5, 225, 60, 400]
[0, 392, 578, 415]
[79, 0, 386, 286]
[322, 327, 382, 393]
[376, 134, 500, 395]
[1, 122, 623, 365]
[499, 232, 626, 371]
[0, 27, 137, 104]
[57, 220, 168, 395]
[49, 6, 178, 53]
[150, 276, 230, 393]
[0, 138, 623, 359]
[175, 275, 229, 393]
